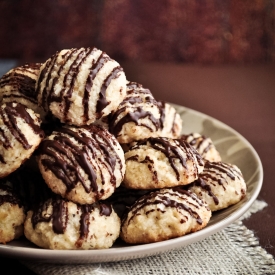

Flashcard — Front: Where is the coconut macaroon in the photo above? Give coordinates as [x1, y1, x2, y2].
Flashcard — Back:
[0, 63, 46, 121]
[109, 81, 162, 144]
[109, 81, 182, 144]
[120, 188, 211, 244]
[180, 133, 221, 162]
[0, 102, 44, 178]
[35, 47, 127, 126]
[37, 124, 125, 205]
[123, 137, 204, 189]
[188, 161, 247, 211]
[24, 197, 121, 249]
[0, 180, 26, 244]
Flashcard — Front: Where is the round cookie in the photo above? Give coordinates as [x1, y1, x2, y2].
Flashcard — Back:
[120, 188, 211, 244]
[188, 161, 247, 211]
[36, 47, 127, 126]
[109, 81, 162, 143]
[0, 63, 46, 120]
[123, 137, 204, 189]
[24, 197, 121, 249]
[180, 133, 221, 162]
[109, 81, 182, 144]
[0, 179, 25, 244]
[0, 102, 44, 178]
[37, 124, 125, 205]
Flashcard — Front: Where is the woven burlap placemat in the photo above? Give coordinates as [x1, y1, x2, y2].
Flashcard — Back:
[22, 200, 275, 275]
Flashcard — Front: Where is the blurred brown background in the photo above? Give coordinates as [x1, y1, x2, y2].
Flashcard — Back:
[0, 0, 275, 64]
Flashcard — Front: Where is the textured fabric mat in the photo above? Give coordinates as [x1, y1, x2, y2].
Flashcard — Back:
[23, 200, 275, 275]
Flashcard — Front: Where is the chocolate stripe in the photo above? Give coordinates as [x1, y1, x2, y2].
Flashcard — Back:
[109, 83, 166, 137]
[40, 125, 122, 196]
[61, 48, 92, 122]
[0, 114, 11, 149]
[0, 103, 43, 150]
[38, 53, 59, 110]
[110, 106, 160, 136]
[205, 161, 236, 180]
[40, 135, 98, 193]
[96, 66, 123, 114]
[84, 51, 110, 119]
[0, 73, 37, 98]
[52, 199, 68, 234]
[3, 94, 37, 105]
[48, 49, 77, 107]
[125, 189, 203, 226]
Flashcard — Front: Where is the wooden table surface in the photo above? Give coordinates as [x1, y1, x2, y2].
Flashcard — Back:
[1, 63, 275, 274]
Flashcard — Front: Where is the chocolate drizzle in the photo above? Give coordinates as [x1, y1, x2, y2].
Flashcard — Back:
[193, 161, 243, 205]
[0, 127, 10, 150]
[150, 138, 186, 180]
[40, 130, 97, 193]
[39, 125, 122, 198]
[96, 66, 123, 115]
[77, 205, 92, 245]
[204, 161, 237, 180]
[31, 199, 51, 227]
[140, 156, 158, 181]
[123, 189, 204, 226]
[61, 48, 93, 123]
[0, 63, 41, 99]
[36, 47, 124, 124]
[193, 178, 219, 205]
[158, 101, 166, 129]
[2, 93, 37, 105]
[31, 197, 112, 239]
[1, 73, 35, 98]
[77, 203, 113, 244]
[38, 51, 60, 111]
[110, 106, 161, 137]
[52, 199, 68, 234]
[0, 184, 22, 207]
[181, 133, 213, 156]
[109, 82, 165, 137]
[31, 198, 68, 234]
[99, 203, 112, 216]
[0, 103, 44, 160]
[127, 137, 204, 181]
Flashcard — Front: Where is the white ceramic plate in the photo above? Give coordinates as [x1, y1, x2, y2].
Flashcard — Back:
[0, 104, 263, 264]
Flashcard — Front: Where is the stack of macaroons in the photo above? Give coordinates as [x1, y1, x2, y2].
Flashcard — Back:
[0, 47, 247, 248]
